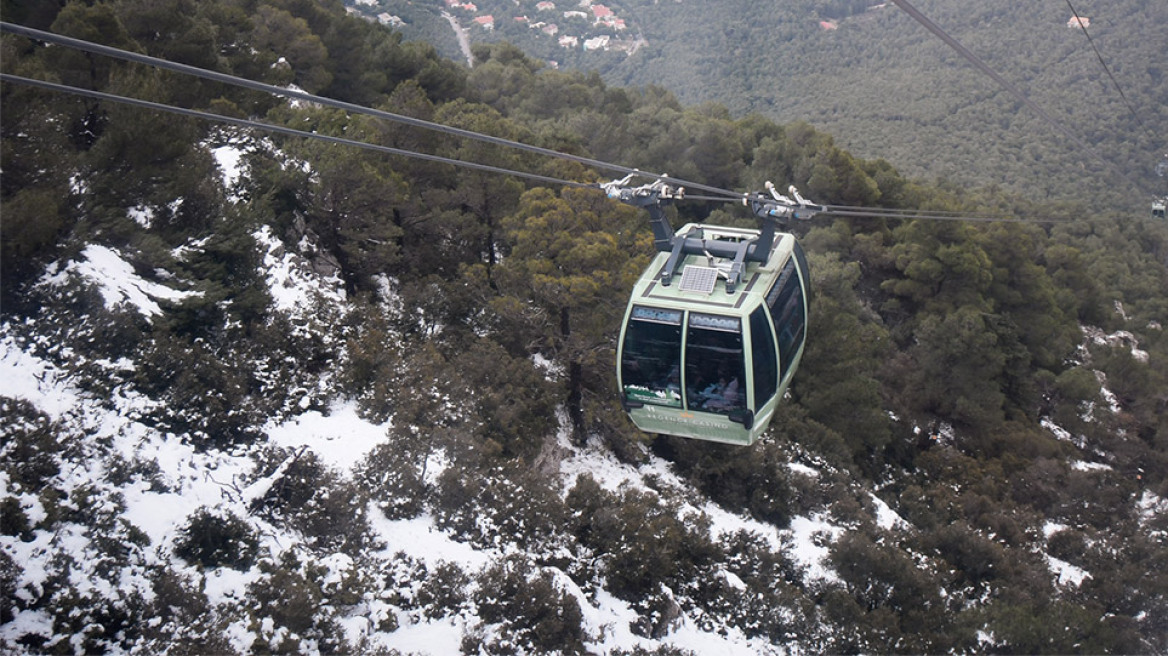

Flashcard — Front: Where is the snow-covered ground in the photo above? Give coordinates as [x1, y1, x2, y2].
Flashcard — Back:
[1, 322, 835, 653]
[37, 244, 203, 322]
[5, 138, 1163, 655]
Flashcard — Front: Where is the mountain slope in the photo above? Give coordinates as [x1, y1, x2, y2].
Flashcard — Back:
[355, 0, 1168, 211]
[2, 1, 1168, 653]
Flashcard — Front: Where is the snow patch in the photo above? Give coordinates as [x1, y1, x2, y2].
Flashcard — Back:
[1045, 554, 1090, 587]
[1041, 417, 1085, 449]
[37, 245, 203, 321]
[701, 499, 784, 552]
[1083, 325, 1149, 364]
[370, 511, 492, 572]
[128, 204, 155, 228]
[786, 514, 843, 584]
[788, 462, 820, 478]
[0, 332, 84, 420]
[265, 399, 391, 472]
[212, 144, 245, 188]
[1097, 376, 1121, 414]
[254, 225, 346, 315]
[871, 493, 909, 531]
[378, 616, 467, 655]
[1137, 490, 1167, 538]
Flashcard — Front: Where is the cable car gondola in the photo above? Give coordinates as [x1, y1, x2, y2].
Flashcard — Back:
[1153, 197, 1166, 219]
[606, 177, 821, 445]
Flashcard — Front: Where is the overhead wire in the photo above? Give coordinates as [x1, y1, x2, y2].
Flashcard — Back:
[1063, 0, 1155, 142]
[821, 207, 1063, 224]
[885, 0, 1153, 198]
[0, 21, 748, 203]
[679, 196, 1064, 223]
[0, 21, 1071, 226]
[0, 73, 589, 189]
[824, 205, 997, 217]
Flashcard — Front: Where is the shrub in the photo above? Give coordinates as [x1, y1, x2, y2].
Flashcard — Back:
[173, 507, 258, 570]
[651, 433, 798, 527]
[135, 334, 264, 448]
[247, 552, 345, 654]
[629, 585, 683, 639]
[0, 497, 31, 539]
[433, 464, 570, 560]
[357, 434, 431, 520]
[0, 398, 66, 493]
[415, 561, 471, 619]
[566, 475, 719, 601]
[829, 532, 941, 616]
[467, 555, 586, 655]
[137, 566, 235, 655]
[251, 448, 371, 553]
[0, 550, 17, 624]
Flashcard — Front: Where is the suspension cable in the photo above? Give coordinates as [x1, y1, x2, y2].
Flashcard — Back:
[1, 21, 1081, 226]
[886, 0, 1152, 197]
[679, 196, 1067, 224]
[1063, 0, 1155, 143]
[0, 21, 748, 203]
[0, 73, 590, 189]
[7, 71, 1070, 226]
[821, 207, 1065, 224]
[824, 204, 1000, 217]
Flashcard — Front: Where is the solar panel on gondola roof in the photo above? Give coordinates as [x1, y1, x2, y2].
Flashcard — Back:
[678, 265, 719, 294]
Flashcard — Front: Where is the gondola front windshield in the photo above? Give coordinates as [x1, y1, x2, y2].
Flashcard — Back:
[684, 314, 747, 415]
[620, 307, 683, 407]
[620, 307, 747, 416]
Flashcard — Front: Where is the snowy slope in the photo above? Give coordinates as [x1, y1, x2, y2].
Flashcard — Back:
[4, 134, 1164, 655]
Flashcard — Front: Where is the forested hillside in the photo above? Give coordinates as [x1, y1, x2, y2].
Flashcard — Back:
[2, 0, 1168, 653]
[353, 0, 1168, 212]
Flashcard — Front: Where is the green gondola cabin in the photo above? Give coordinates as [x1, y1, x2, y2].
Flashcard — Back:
[609, 178, 816, 446]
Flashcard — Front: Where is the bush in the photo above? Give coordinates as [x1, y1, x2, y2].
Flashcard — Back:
[247, 552, 345, 654]
[357, 432, 433, 520]
[137, 566, 235, 655]
[651, 436, 796, 527]
[433, 464, 570, 560]
[0, 550, 17, 624]
[467, 555, 586, 655]
[829, 532, 941, 617]
[0, 497, 31, 539]
[0, 398, 66, 492]
[251, 448, 371, 553]
[566, 475, 719, 601]
[415, 561, 471, 619]
[173, 507, 258, 570]
[629, 585, 683, 639]
[135, 334, 264, 449]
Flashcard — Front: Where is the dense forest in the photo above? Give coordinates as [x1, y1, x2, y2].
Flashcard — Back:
[2, 0, 1168, 653]
[354, 0, 1168, 212]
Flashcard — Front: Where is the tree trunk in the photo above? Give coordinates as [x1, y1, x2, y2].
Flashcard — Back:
[562, 306, 585, 444]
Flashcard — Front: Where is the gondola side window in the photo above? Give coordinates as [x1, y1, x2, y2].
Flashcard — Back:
[685, 313, 747, 415]
[765, 258, 806, 380]
[749, 306, 778, 407]
[621, 306, 683, 407]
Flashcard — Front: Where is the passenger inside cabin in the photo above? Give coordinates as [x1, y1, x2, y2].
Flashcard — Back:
[700, 365, 741, 412]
